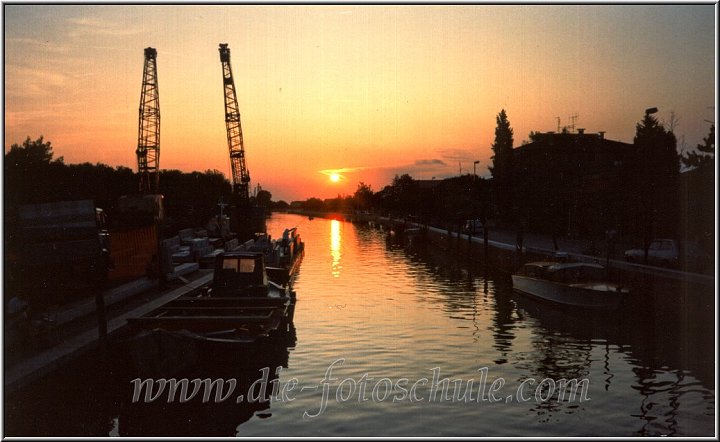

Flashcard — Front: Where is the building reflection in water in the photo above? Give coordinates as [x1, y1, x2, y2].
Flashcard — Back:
[330, 219, 342, 278]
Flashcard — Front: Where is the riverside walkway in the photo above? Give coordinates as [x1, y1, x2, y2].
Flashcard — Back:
[336, 211, 715, 286]
[4, 264, 209, 394]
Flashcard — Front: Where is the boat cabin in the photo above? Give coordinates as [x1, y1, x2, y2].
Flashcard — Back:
[518, 262, 607, 284]
[212, 252, 269, 297]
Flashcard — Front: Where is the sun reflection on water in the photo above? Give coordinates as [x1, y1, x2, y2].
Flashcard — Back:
[330, 219, 342, 277]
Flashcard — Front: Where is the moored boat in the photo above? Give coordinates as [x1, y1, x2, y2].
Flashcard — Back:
[240, 227, 304, 286]
[127, 252, 295, 343]
[511, 261, 629, 310]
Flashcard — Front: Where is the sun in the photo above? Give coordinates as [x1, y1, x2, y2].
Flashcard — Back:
[329, 173, 341, 183]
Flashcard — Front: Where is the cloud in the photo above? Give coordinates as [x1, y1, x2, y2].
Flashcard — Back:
[414, 159, 446, 166]
[320, 158, 446, 173]
[319, 159, 447, 177]
[66, 16, 142, 37]
[4, 37, 46, 46]
[319, 166, 371, 176]
[438, 148, 479, 163]
[318, 158, 455, 186]
[4, 64, 70, 99]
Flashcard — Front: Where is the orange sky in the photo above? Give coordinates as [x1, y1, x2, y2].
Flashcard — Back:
[3, 5, 716, 201]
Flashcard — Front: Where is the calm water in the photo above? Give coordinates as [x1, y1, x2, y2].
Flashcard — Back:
[5, 213, 715, 436]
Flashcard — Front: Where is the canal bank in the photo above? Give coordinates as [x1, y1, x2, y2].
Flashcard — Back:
[4, 264, 210, 394]
[292, 210, 714, 285]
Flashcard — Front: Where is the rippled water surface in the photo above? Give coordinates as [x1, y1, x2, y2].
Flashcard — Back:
[5, 214, 715, 436]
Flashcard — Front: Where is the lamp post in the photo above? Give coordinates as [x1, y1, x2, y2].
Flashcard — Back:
[473, 160, 480, 179]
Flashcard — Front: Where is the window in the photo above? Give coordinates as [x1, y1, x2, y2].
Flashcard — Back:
[222, 259, 238, 271]
[238, 258, 255, 273]
[222, 258, 256, 273]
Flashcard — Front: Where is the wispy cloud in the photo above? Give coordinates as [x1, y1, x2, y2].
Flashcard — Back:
[66, 16, 142, 37]
[438, 148, 479, 163]
[414, 159, 446, 167]
[5, 37, 46, 45]
[319, 158, 447, 176]
[5, 65, 69, 98]
[5, 110, 60, 127]
[319, 167, 367, 175]
[318, 158, 455, 184]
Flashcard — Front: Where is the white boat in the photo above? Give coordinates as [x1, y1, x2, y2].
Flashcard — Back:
[511, 262, 629, 310]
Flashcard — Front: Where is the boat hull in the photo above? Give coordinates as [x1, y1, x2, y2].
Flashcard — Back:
[511, 275, 626, 310]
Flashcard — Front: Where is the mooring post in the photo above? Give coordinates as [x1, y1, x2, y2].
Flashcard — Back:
[157, 218, 166, 291]
[484, 226, 489, 260]
[516, 224, 525, 267]
[95, 290, 107, 343]
[605, 229, 617, 277]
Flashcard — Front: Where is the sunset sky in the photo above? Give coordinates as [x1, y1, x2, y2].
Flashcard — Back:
[3, 5, 716, 202]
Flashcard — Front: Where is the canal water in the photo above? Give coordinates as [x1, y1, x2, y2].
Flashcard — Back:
[4, 213, 715, 436]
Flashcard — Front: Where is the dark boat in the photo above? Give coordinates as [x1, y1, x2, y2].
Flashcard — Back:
[239, 227, 304, 286]
[127, 252, 295, 343]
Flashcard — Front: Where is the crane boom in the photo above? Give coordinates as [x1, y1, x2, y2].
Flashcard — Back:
[218, 43, 251, 204]
[136, 47, 160, 194]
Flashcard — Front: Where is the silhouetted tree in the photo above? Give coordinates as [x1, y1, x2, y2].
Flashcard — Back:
[489, 109, 514, 224]
[270, 200, 289, 211]
[4, 136, 62, 169]
[353, 182, 374, 211]
[632, 111, 679, 262]
[384, 174, 420, 217]
[255, 189, 272, 208]
[159, 169, 232, 230]
[304, 198, 324, 212]
[322, 195, 352, 212]
[4, 136, 65, 207]
[433, 175, 489, 229]
[527, 131, 544, 143]
[681, 124, 714, 170]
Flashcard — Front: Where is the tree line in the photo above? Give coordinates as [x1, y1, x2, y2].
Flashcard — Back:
[292, 173, 491, 233]
[4, 137, 238, 240]
[5, 109, 714, 250]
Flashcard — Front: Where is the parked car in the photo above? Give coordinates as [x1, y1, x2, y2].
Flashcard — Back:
[463, 219, 484, 235]
[624, 239, 710, 272]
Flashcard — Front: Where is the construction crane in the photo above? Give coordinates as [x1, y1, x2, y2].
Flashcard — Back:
[136, 47, 160, 194]
[218, 43, 251, 205]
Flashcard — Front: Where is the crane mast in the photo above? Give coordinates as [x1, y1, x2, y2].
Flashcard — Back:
[136, 47, 160, 194]
[218, 43, 251, 204]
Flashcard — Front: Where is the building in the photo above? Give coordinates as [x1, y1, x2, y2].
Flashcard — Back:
[511, 130, 634, 238]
